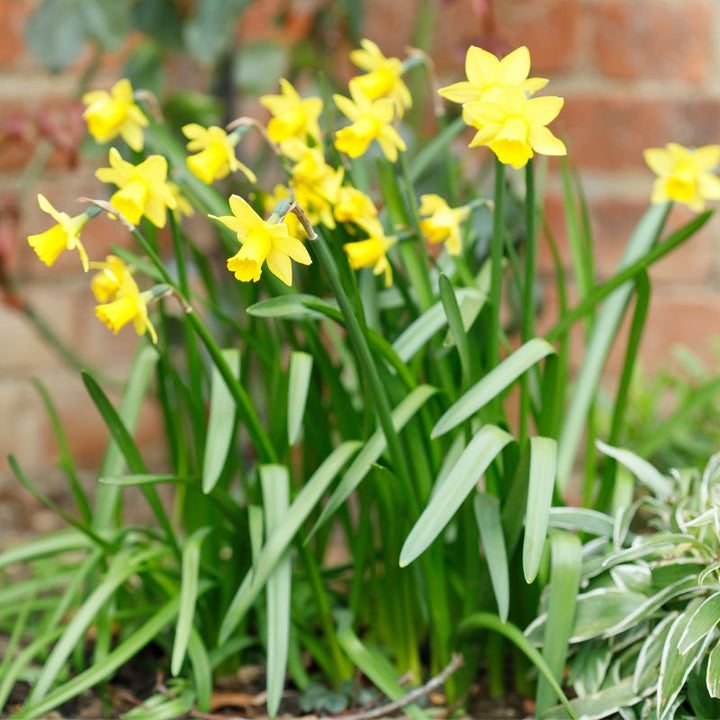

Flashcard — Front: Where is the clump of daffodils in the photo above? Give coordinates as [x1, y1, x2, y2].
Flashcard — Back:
[25, 39, 720, 351]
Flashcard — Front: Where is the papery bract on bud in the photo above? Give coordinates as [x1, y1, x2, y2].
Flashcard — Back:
[82, 79, 148, 151]
[27, 194, 90, 271]
[644, 143, 720, 212]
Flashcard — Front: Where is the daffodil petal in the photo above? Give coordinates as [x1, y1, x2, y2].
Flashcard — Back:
[266, 250, 293, 286]
[272, 235, 312, 265]
[497, 46, 531, 85]
[529, 126, 567, 156]
[694, 145, 720, 171]
[228, 194, 263, 233]
[644, 148, 673, 177]
[465, 45, 498, 86]
[525, 96, 564, 126]
[698, 172, 720, 200]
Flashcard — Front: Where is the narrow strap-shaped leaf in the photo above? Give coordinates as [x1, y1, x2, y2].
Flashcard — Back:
[707, 643, 720, 698]
[287, 351, 313, 445]
[439, 274, 471, 387]
[557, 203, 670, 487]
[474, 493, 509, 622]
[187, 628, 213, 713]
[310, 386, 438, 538]
[28, 546, 168, 703]
[16, 596, 180, 719]
[431, 339, 555, 438]
[536, 532, 581, 715]
[595, 440, 673, 499]
[633, 612, 677, 695]
[400, 424, 514, 567]
[31, 379, 91, 524]
[678, 592, 720, 655]
[94, 346, 158, 529]
[523, 437, 558, 583]
[203, 348, 240, 493]
[408, 116, 465, 182]
[220, 441, 359, 642]
[459, 613, 577, 720]
[171, 527, 212, 676]
[82, 369, 176, 549]
[261, 465, 292, 718]
[335, 610, 428, 720]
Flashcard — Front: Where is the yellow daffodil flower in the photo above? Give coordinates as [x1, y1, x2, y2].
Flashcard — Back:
[93, 255, 157, 343]
[265, 185, 303, 237]
[343, 217, 395, 286]
[438, 45, 547, 106]
[90, 254, 128, 302]
[27, 194, 90, 271]
[349, 39, 411, 117]
[182, 124, 256, 185]
[334, 186, 377, 225]
[259, 79, 323, 148]
[211, 195, 311, 286]
[463, 87, 566, 169]
[334, 85, 407, 162]
[290, 148, 344, 229]
[644, 143, 720, 212]
[82, 79, 148, 152]
[419, 194, 470, 256]
[96, 148, 177, 227]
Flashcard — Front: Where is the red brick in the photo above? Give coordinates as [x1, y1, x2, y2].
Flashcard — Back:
[538, 193, 718, 284]
[0, 0, 32, 66]
[558, 96, 720, 171]
[494, 0, 582, 74]
[593, 0, 712, 83]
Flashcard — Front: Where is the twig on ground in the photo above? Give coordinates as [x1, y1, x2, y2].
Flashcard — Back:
[326, 653, 465, 720]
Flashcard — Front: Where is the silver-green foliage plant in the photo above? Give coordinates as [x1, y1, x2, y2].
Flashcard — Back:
[528, 446, 720, 720]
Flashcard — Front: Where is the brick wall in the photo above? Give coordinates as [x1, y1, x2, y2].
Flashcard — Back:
[1, 0, 719, 504]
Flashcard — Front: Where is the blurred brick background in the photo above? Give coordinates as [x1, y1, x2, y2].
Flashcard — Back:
[1, 0, 719, 532]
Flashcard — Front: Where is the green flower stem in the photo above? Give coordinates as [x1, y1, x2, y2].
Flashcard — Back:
[130, 228, 277, 465]
[311, 228, 415, 508]
[519, 160, 536, 445]
[488, 158, 506, 371]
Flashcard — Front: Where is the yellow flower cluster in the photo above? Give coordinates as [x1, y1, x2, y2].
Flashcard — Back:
[439, 46, 566, 169]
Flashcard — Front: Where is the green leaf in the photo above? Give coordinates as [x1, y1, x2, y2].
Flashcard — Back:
[557, 203, 670, 487]
[408, 116, 465, 182]
[29, 547, 167, 703]
[392, 288, 484, 363]
[595, 440, 672, 499]
[16, 598, 180, 719]
[678, 592, 720, 655]
[287, 352, 313, 445]
[81, 0, 131, 50]
[311, 386, 438, 538]
[260, 465, 292, 717]
[400, 424, 514, 567]
[707, 643, 720, 698]
[460, 613, 577, 720]
[658, 600, 712, 720]
[0, 530, 90, 573]
[25, 0, 85, 72]
[171, 528, 212, 677]
[541, 677, 640, 720]
[203, 349, 240, 493]
[235, 40, 288, 94]
[527, 588, 648, 645]
[220, 442, 360, 641]
[536, 532, 581, 715]
[439, 274, 471, 387]
[184, 0, 249, 65]
[633, 613, 677, 695]
[474, 493, 509, 622]
[523, 437, 557, 583]
[547, 507, 615, 536]
[187, 629, 213, 712]
[431, 339, 555, 438]
[247, 293, 327, 320]
[335, 611, 428, 720]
